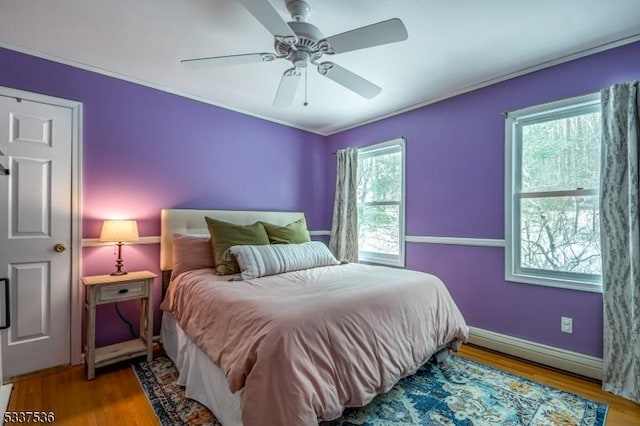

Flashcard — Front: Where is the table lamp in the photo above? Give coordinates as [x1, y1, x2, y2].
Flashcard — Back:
[99, 220, 139, 275]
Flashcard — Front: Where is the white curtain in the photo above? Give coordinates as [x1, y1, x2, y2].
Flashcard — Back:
[329, 148, 359, 262]
[600, 80, 640, 403]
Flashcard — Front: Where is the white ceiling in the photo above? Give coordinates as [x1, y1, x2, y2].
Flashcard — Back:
[1, 0, 639, 135]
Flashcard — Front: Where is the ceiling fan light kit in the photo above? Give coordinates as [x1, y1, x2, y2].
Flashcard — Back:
[181, 0, 408, 107]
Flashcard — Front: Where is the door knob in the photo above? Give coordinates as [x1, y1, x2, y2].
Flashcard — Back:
[54, 243, 67, 253]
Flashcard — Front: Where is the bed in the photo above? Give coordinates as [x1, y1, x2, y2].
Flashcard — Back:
[159, 208, 468, 425]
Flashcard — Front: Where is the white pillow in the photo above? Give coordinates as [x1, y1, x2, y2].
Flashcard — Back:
[228, 241, 339, 280]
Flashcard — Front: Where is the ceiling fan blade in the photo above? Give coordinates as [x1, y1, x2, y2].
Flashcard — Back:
[273, 68, 302, 107]
[236, 0, 296, 39]
[317, 62, 381, 99]
[322, 18, 408, 54]
[181, 53, 277, 69]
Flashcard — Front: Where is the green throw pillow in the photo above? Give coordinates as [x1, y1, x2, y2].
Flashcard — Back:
[261, 217, 311, 244]
[205, 217, 270, 275]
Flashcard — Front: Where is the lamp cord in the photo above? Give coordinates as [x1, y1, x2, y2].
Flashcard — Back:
[115, 303, 136, 338]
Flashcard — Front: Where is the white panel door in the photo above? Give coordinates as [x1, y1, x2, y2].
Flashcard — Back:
[0, 95, 72, 379]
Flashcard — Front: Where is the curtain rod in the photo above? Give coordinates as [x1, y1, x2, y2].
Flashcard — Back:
[330, 136, 406, 155]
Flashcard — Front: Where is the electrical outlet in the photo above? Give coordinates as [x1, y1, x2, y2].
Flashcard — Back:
[561, 316, 573, 334]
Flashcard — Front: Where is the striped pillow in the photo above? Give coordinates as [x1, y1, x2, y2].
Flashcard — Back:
[228, 241, 339, 280]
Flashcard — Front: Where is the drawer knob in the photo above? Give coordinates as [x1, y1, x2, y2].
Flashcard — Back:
[118, 289, 129, 294]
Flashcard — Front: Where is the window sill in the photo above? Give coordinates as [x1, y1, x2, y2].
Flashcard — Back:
[506, 272, 602, 293]
[358, 253, 405, 268]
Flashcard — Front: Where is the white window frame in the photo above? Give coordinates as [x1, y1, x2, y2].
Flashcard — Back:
[357, 138, 406, 267]
[505, 93, 602, 293]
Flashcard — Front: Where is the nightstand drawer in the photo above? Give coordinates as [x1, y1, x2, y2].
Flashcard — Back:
[98, 281, 145, 302]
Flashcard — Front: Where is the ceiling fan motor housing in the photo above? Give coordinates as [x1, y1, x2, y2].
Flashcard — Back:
[275, 21, 324, 64]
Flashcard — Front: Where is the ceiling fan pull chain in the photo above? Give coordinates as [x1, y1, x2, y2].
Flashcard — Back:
[304, 67, 309, 106]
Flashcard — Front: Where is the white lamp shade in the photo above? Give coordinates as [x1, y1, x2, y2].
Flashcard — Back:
[99, 220, 139, 243]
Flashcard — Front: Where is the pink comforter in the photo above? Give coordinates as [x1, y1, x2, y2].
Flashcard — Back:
[161, 263, 468, 425]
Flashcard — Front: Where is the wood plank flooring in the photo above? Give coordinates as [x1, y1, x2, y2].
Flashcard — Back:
[6, 344, 639, 425]
[6, 362, 156, 426]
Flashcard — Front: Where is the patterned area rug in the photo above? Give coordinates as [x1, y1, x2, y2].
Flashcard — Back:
[132, 354, 608, 425]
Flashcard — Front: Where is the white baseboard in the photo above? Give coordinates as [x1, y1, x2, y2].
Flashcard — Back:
[468, 326, 603, 380]
[1, 384, 13, 419]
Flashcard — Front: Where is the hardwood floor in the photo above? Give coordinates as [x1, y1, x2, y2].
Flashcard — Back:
[6, 362, 156, 426]
[6, 344, 639, 425]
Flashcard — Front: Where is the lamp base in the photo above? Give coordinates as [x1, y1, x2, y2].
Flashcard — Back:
[110, 242, 128, 276]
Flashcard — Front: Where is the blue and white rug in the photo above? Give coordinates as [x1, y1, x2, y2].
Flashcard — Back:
[132, 354, 608, 425]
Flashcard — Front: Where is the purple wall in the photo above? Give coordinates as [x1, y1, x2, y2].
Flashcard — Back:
[0, 47, 327, 348]
[2, 40, 639, 359]
[327, 41, 640, 358]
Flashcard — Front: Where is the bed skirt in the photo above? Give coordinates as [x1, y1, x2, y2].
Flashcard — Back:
[161, 312, 243, 426]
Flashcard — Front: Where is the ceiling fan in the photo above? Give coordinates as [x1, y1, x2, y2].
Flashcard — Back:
[181, 0, 408, 107]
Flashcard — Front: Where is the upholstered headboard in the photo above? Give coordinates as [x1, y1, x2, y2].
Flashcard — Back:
[160, 208, 305, 272]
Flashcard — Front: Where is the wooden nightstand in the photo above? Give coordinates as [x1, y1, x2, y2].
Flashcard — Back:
[82, 270, 157, 380]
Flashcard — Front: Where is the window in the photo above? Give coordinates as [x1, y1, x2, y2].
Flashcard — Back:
[357, 138, 405, 267]
[505, 93, 602, 292]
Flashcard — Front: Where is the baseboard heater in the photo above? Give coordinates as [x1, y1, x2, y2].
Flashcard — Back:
[467, 326, 603, 380]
